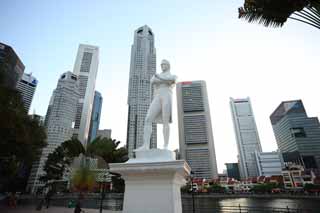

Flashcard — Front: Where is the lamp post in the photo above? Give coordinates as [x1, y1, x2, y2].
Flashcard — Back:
[99, 173, 107, 213]
[190, 171, 195, 213]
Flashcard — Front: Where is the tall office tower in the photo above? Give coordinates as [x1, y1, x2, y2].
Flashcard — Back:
[16, 73, 38, 113]
[27, 72, 79, 193]
[230, 97, 262, 179]
[270, 100, 320, 169]
[88, 91, 103, 142]
[126, 25, 157, 158]
[72, 44, 99, 147]
[0, 42, 25, 89]
[176, 81, 218, 179]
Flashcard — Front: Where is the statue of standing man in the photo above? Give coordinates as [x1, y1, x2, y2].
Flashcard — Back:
[136, 59, 177, 151]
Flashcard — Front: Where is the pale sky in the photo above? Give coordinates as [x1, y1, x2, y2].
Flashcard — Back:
[1, 0, 320, 173]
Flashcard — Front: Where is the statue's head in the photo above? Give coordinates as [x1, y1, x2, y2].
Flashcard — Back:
[161, 59, 170, 72]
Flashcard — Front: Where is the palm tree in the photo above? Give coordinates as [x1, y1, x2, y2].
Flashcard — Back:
[41, 137, 128, 189]
[238, 0, 320, 29]
[71, 165, 96, 193]
[87, 137, 128, 169]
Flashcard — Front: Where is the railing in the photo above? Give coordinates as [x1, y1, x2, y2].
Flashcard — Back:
[182, 204, 315, 213]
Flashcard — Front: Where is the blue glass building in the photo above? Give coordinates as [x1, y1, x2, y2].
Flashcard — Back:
[88, 91, 103, 142]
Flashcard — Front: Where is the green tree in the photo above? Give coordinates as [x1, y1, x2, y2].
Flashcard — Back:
[238, 0, 320, 29]
[87, 137, 128, 168]
[0, 80, 47, 192]
[40, 138, 85, 184]
[87, 137, 128, 193]
[40, 137, 128, 192]
[208, 184, 225, 193]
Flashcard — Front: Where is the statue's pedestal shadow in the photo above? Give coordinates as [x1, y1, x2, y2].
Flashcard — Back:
[110, 149, 191, 213]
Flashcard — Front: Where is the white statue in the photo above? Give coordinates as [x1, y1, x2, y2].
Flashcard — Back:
[136, 59, 177, 151]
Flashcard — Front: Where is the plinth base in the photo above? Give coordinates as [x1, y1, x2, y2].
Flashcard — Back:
[110, 150, 190, 213]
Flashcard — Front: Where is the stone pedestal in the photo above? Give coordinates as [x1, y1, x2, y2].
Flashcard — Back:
[109, 149, 191, 213]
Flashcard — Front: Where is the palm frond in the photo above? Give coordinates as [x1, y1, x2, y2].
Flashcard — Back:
[238, 0, 320, 29]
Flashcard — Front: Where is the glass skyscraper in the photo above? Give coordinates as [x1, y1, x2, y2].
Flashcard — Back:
[88, 91, 103, 142]
[270, 100, 320, 169]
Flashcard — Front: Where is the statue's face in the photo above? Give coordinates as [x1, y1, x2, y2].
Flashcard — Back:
[161, 62, 170, 72]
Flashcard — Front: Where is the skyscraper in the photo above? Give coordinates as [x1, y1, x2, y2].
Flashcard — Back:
[230, 97, 262, 179]
[225, 163, 241, 180]
[72, 44, 99, 147]
[176, 81, 218, 179]
[16, 73, 38, 113]
[126, 25, 157, 158]
[88, 91, 103, 142]
[27, 71, 80, 193]
[270, 100, 320, 169]
[0, 42, 25, 89]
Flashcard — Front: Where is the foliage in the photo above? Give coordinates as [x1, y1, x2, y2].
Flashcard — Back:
[250, 183, 278, 193]
[0, 76, 47, 192]
[238, 0, 320, 29]
[181, 183, 192, 193]
[40, 136, 128, 192]
[71, 165, 96, 192]
[208, 184, 225, 193]
[304, 183, 320, 191]
[87, 137, 128, 168]
[40, 138, 85, 183]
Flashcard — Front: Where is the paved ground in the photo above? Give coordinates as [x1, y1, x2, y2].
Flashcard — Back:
[0, 206, 121, 213]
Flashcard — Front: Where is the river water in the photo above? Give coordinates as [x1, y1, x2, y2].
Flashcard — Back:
[182, 197, 320, 212]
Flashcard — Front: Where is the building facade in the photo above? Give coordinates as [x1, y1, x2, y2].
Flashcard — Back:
[126, 25, 157, 158]
[88, 91, 103, 142]
[72, 44, 99, 147]
[254, 151, 283, 177]
[225, 163, 241, 180]
[230, 97, 262, 179]
[27, 71, 80, 193]
[16, 73, 38, 113]
[0, 42, 25, 89]
[97, 129, 112, 139]
[270, 100, 320, 169]
[176, 81, 218, 179]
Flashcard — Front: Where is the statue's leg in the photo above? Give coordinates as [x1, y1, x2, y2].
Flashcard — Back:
[162, 95, 171, 149]
[141, 97, 161, 149]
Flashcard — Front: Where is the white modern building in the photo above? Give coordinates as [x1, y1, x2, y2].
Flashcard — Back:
[176, 81, 218, 179]
[16, 73, 38, 113]
[126, 25, 157, 158]
[27, 71, 80, 193]
[72, 44, 99, 147]
[254, 151, 283, 177]
[230, 97, 262, 179]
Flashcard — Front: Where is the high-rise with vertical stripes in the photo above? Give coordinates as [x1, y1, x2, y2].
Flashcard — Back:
[176, 80, 218, 179]
[126, 25, 157, 158]
[230, 97, 262, 179]
[72, 44, 99, 147]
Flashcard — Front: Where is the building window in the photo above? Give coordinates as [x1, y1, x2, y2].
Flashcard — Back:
[290, 127, 306, 138]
